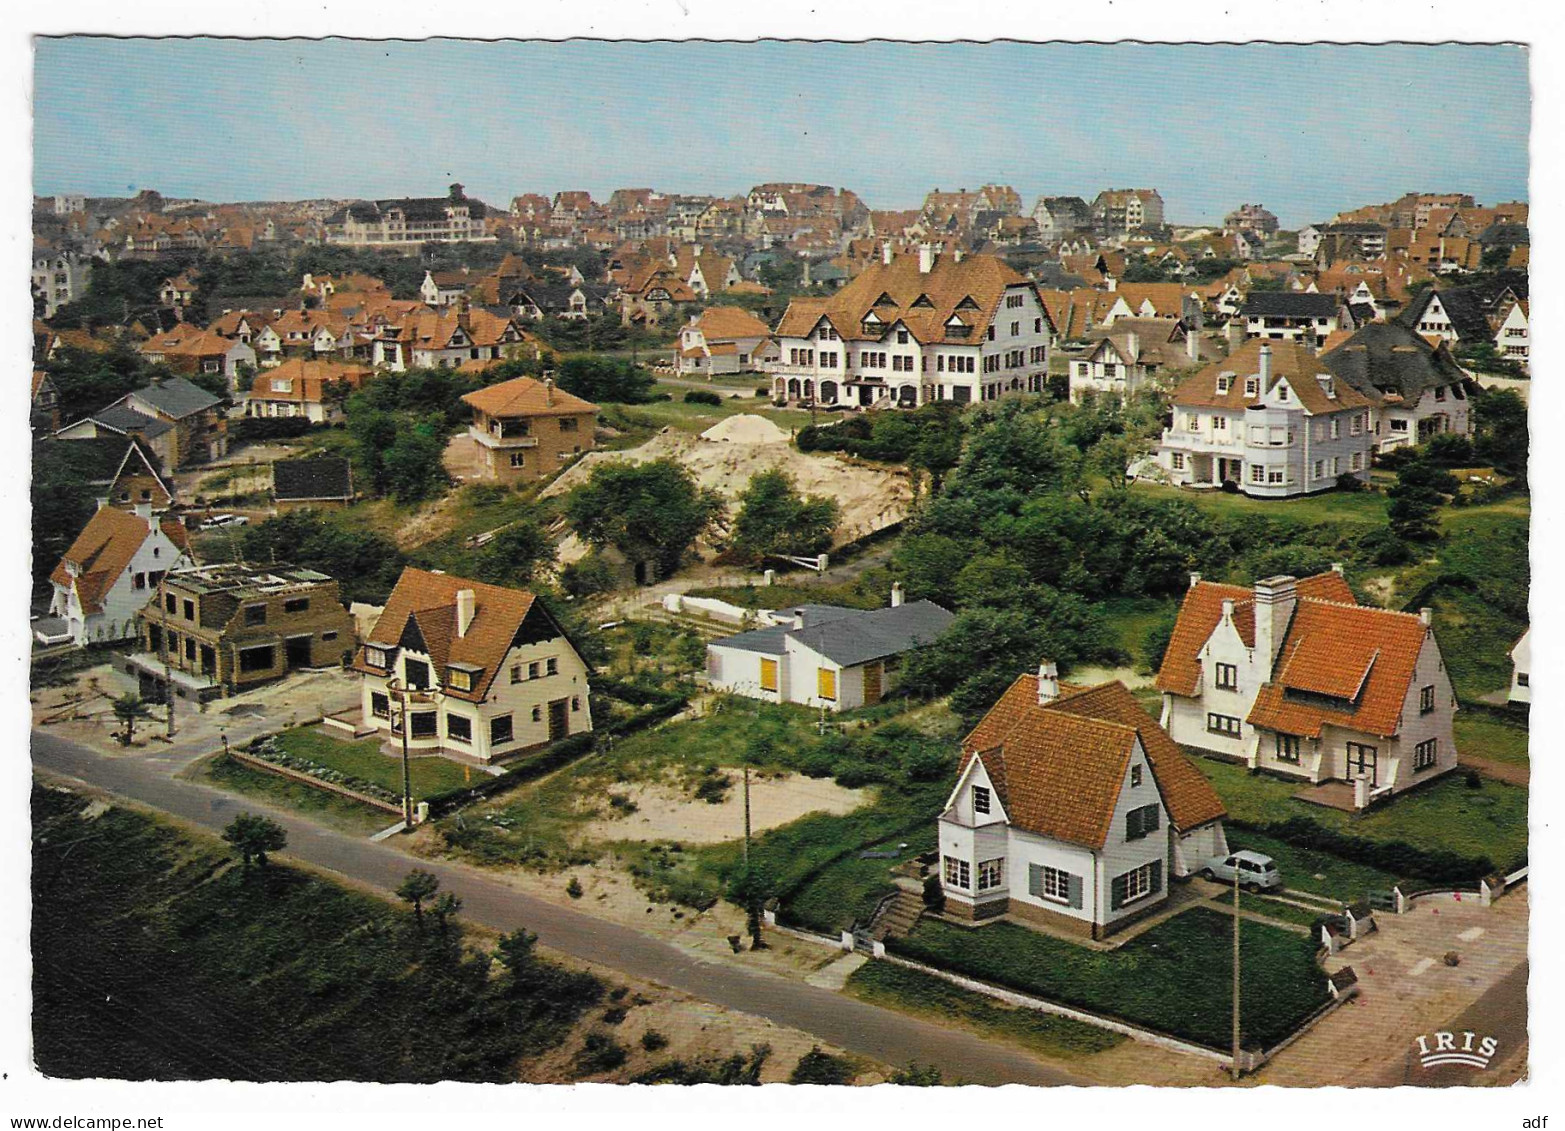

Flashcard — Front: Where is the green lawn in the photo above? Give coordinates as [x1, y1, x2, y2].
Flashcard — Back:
[596, 383, 814, 444]
[200, 753, 391, 836]
[1456, 713, 1529, 769]
[1130, 482, 1392, 527]
[271, 727, 476, 799]
[1199, 758, 1528, 873]
[891, 910, 1328, 1050]
[845, 961, 1125, 1061]
[1222, 829, 1399, 904]
[1098, 595, 1178, 671]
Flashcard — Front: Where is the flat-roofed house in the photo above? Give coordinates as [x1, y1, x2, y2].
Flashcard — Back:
[939, 665, 1227, 938]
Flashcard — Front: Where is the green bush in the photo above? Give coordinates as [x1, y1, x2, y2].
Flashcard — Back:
[789, 1046, 855, 1085]
[573, 1031, 628, 1076]
[1229, 815, 1494, 883]
[683, 389, 722, 406]
[640, 1029, 669, 1052]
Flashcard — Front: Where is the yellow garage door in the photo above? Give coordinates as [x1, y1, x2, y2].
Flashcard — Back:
[759, 658, 778, 692]
[818, 667, 837, 701]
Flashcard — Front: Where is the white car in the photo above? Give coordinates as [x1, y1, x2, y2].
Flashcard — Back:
[200, 513, 249, 530]
[1200, 849, 1283, 892]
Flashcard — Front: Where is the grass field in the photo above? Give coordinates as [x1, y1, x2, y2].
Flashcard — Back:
[31, 783, 603, 1082]
[1455, 713, 1530, 769]
[1098, 595, 1178, 671]
[844, 961, 1125, 1062]
[1220, 828, 1399, 903]
[1130, 482, 1392, 527]
[1200, 759, 1527, 873]
[596, 383, 814, 446]
[200, 754, 391, 835]
[891, 909, 1329, 1050]
[270, 726, 477, 799]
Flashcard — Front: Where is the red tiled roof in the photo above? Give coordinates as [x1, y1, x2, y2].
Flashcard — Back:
[49, 508, 186, 615]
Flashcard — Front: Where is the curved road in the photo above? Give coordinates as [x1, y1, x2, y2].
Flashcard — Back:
[31, 729, 1084, 1087]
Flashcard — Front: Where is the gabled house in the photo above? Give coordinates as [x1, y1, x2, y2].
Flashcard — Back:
[372, 302, 538, 371]
[676, 306, 773, 376]
[1158, 340, 1376, 496]
[55, 375, 229, 468]
[1067, 318, 1210, 402]
[1508, 629, 1531, 707]
[43, 504, 190, 646]
[1318, 322, 1473, 449]
[354, 569, 593, 762]
[460, 375, 597, 484]
[242, 358, 372, 423]
[1240, 292, 1343, 348]
[138, 325, 256, 390]
[939, 666, 1227, 938]
[1156, 570, 1459, 807]
[706, 594, 955, 712]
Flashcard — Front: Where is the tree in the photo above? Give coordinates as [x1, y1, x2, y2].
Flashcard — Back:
[397, 869, 441, 930]
[111, 693, 153, 746]
[472, 520, 555, 588]
[380, 423, 450, 503]
[431, 891, 464, 933]
[731, 469, 839, 558]
[495, 927, 539, 978]
[1386, 461, 1452, 542]
[1473, 387, 1528, 482]
[563, 460, 725, 576]
[31, 440, 100, 589]
[726, 863, 775, 951]
[223, 812, 287, 868]
[554, 356, 655, 404]
[241, 511, 406, 605]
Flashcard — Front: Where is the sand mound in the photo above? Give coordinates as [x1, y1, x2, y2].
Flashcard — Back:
[700, 414, 789, 445]
[582, 772, 867, 845]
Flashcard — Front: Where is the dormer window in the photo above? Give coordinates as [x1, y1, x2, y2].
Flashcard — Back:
[364, 645, 389, 669]
[1244, 377, 1260, 396]
[1216, 373, 1232, 394]
[1277, 384, 1289, 401]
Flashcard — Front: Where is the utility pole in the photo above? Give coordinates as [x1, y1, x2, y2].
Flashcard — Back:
[743, 764, 752, 866]
[160, 589, 175, 738]
[392, 678, 413, 830]
[1232, 867, 1242, 1081]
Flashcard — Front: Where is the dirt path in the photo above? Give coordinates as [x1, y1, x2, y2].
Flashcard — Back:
[1459, 754, 1528, 786]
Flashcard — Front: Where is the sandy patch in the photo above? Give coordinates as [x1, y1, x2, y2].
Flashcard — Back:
[583, 771, 867, 845]
[700, 413, 789, 444]
[541, 427, 911, 554]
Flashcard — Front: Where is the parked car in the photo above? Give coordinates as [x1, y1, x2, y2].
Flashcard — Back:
[1200, 849, 1282, 892]
[200, 513, 248, 530]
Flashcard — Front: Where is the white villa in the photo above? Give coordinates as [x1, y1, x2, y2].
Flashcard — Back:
[767, 246, 1054, 408]
[43, 504, 191, 647]
[1157, 340, 1376, 496]
[353, 569, 592, 763]
[1157, 570, 1459, 808]
[1509, 629, 1531, 707]
[938, 667, 1228, 939]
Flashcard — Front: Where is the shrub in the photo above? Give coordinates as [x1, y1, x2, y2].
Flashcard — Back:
[566, 876, 584, 899]
[683, 389, 722, 406]
[694, 770, 732, 804]
[1335, 472, 1364, 492]
[922, 873, 946, 912]
[601, 1005, 628, 1025]
[608, 793, 638, 814]
[1465, 770, 1483, 790]
[890, 1063, 944, 1086]
[789, 1046, 855, 1085]
[640, 1029, 669, 1052]
[573, 1031, 628, 1076]
[1229, 815, 1494, 883]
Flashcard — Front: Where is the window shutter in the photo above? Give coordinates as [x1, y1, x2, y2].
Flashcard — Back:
[1028, 864, 1043, 898]
[1150, 860, 1163, 896]
[1126, 808, 1140, 840]
[1146, 805, 1161, 833]
[1068, 873, 1083, 910]
[1110, 874, 1125, 911]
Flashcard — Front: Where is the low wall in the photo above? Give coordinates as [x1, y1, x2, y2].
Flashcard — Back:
[228, 749, 403, 815]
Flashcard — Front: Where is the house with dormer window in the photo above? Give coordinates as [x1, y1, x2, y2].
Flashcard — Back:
[1157, 340, 1375, 496]
[938, 665, 1227, 938]
[353, 568, 592, 763]
[1157, 569, 1458, 807]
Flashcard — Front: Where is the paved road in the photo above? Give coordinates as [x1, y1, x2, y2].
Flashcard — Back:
[1368, 960, 1529, 1086]
[31, 729, 1084, 1087]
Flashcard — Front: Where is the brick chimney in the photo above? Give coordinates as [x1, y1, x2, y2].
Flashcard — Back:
[456, 294, 471, 332]
[543, 377, 555, 407]
[1037, 659, 1059, 704]
[1253, 575, 1298, 674]
[455, 588, 476, 638]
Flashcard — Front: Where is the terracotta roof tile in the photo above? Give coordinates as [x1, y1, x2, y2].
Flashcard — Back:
[49, 507, 184, 615]
[461, 375, 597, 419]
[1169, 339, 1375, 414]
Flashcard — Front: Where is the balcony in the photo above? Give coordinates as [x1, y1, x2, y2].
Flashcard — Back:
[470, 425, 538, 450]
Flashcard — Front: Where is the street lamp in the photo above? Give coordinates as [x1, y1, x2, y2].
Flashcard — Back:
[386, 676, 414, 830]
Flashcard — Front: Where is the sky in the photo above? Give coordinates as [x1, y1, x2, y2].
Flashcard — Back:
[32, 39, 1530, 228]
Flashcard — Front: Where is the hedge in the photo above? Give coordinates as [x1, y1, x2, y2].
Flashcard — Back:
[231, 416, 318, 442]
[683, 390, 722, 406]
[1228, 815, 1494, 884]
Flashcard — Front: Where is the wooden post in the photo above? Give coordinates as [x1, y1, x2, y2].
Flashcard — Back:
[742, 764, 751, 866]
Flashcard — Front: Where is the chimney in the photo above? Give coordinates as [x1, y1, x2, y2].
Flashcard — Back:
[456, 294, 471, 331]
[544, 377, 555, 407]
[1189, 572, 1203, 590]
[1316, 373, 1336, 399]
[890, 582, 904, 608]
[918, 243, 935, 274]
[1186, 327, 1200, 363]
[1419, 607, 1433, 627]
[1252, 575, 1299, 674]
[953, 247, 964, 263]
[1037, 659, 1059, 704]
[881, 240, 893, 266]
[1125, 330, 1140, 363]
[455, 588, 476, 638]
[1331, 562, 1344, 575]
[1258, 343, 1273, 387]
